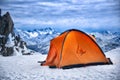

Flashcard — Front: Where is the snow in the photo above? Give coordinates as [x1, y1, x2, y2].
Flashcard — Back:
[26, 32, 38, 38]
[5, 33, 15, 47]
[0, 47, 120, 80]
[13, 47, 22, 56]
[14, 28, 120, 53]
[14, 28, 59, 53]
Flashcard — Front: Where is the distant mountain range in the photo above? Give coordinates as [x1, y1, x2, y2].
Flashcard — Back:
[94, 31, 120, 52]
[14, 27, 120, 54]
[14, 27, 59, 54]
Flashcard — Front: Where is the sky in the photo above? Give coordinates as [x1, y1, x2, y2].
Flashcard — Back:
[0, 0, 120, 31]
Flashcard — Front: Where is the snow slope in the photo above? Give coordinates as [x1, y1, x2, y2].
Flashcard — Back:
[0, 47, 120, 80]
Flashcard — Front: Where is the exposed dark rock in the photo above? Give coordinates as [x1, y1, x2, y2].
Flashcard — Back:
[0, 9, 14, 56]
[23, 53, 31, 55]
[0, 36, 7, 45]
[0, 9, 31, 56]
[1, 47, 13, 56]
[0, 12, 14, 36]
[16, 48, 19, 52]
[19, 41, 26, 49]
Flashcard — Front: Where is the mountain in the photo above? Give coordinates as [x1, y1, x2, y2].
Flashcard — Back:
[0, 10, 31, 56]
[14, 27, 59, 54]
[15, 27, 120, 54]
[91, 31, 120, 52]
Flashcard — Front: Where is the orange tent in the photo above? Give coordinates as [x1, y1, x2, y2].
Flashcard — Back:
[41, 29, 112, 69]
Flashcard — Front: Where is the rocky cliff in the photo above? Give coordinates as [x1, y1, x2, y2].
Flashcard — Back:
[0, 9, 31, 56]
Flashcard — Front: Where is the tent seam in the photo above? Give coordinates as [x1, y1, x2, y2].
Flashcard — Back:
[59, 31, 70, 68]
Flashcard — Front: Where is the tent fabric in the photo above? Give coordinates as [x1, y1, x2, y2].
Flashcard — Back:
[42, 29, 111, 68]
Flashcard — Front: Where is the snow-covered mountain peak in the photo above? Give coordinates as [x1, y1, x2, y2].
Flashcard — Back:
[14, 27, 59, 54]
[91, 31, 120, 52]
[14, 27, 56, 38]
[14, 28, 120, 54]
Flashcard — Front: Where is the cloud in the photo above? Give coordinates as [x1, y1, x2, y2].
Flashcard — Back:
[13, 15, 120, 30]
[0, 0, 120, 31]
[37, 2, 67, 7]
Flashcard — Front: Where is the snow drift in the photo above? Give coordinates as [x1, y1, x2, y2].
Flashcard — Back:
[0, 47, 120, 80]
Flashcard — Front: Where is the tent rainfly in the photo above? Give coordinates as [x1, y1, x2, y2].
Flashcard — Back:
[41, 29, 112, 69]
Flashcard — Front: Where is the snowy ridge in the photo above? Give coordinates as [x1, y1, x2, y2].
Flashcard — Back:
[92, 31, 120, 52]
[14, 27, 59, 54]
[4, 33, 32, 56]
[15, 28, 120, 53]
